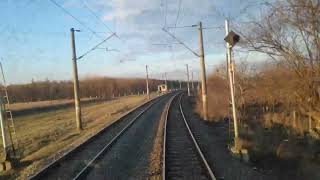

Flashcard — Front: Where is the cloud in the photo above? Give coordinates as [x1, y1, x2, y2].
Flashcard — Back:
[97, 0, 225, 57]
[102, 0, 159, 21]
[86, 0, 265, 79]
[104, 9, 141, 21]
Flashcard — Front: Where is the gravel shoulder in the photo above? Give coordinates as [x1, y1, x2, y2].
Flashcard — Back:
[181, 94, 276, 180]
[148, 97, 169, 180]
[84, 93, 174, 179]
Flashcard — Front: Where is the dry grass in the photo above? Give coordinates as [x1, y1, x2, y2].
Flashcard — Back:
[196, 74, 229, 121]
[0, 94, 156, 179]
[197, 67, 320, 178]
[8, 97, 96, 111]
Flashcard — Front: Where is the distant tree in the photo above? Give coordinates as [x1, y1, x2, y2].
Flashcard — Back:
[5, 77, 163, 103]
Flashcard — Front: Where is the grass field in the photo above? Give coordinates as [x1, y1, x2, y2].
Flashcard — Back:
[8, 97, 97, 111]
[0, 94, 156, 179]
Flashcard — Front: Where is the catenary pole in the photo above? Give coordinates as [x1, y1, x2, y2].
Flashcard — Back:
[186, 64, 191, 96]
[146, 65, 150, 99]
[225, 20, 239, 139]
[191, 71, 195, 91]
[199, 22, 208, 120]
[70, 28, 82, 131]
[0, 98, 9, 160]
[0, 62, 10, 160]
[165, 72, 168, 89]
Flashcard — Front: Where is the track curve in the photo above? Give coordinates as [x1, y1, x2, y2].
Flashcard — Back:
[163, 93, 216, 180]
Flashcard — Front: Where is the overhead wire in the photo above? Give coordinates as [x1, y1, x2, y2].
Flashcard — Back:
[80, 0, 137, 64]
[79, 0, 122, 40]
[166, 25, 196, 29]
[161, 0, 183, 72]
[171, 0, 182, 64]
[77, 33, 115, 60]
[164, 0, 168, 28]
[162, 28, 199, 57]
[173, 0, 182, 33]
[48, 0, 133, 63]
[48, 0, 103, 39]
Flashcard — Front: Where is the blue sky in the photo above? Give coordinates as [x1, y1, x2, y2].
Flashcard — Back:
[0, 0, 265, 84]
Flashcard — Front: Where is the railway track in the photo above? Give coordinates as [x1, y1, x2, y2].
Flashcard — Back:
[163, 93, 216, 180]
[29, 93, 173, 180]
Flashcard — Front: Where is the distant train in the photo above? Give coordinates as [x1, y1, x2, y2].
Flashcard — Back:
[157, 84, 168, 93]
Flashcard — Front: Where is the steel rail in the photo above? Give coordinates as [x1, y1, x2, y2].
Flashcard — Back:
[29, 93, 166, 180]
[161, 93, 179, 180]
[162, 93, 216, 180]
[72, 93, 167, 179]
[178, 94, 216, 180]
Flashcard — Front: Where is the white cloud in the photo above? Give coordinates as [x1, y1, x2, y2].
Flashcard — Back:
[102, 0, 159, 21]
[104, 9, 141, 21]
[97, 0, 222, 55]
[87, 0, 265, 79]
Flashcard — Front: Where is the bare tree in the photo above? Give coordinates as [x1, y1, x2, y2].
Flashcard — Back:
[240, 0, 320, 111]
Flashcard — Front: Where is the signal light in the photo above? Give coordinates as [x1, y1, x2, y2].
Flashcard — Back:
[224, 31, 240, 47]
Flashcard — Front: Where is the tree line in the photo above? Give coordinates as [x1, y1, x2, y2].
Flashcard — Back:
[4, 77, 181, 103]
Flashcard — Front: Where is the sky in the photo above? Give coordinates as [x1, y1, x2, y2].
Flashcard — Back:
[0, 0, 266, 84]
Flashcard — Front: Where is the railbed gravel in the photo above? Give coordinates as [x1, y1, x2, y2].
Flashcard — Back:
[165, 94, 211, 180]
[181, 94, 277, 180]
[83, 93, 175, 179]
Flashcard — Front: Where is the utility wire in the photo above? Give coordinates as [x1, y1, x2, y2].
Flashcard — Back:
[164, 0, 168, 27]
[80, 0, 121, 40]
[77, 33, 115, 60]
[49, 0, 122, 62]
[162, 28, 199, 57]
[166, 25, 223, 30]
[171, 0, 182, 65]
[202, 26, 224, 30]
[80, 0, 134, 61]
[211, 4, 228, 19]
[173, 0, 182, 33]
[166, 25, 197, 29]
[48, 0, 102, 39]
[80, 0, 113, 33]
[152, 43, 181, 45]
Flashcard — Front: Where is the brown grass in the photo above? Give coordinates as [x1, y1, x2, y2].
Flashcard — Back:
[196, 74, 229, 121]
[8, 97, 96, 111]
[198, 64, 320, 178]
[0, 94, 156, 179]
